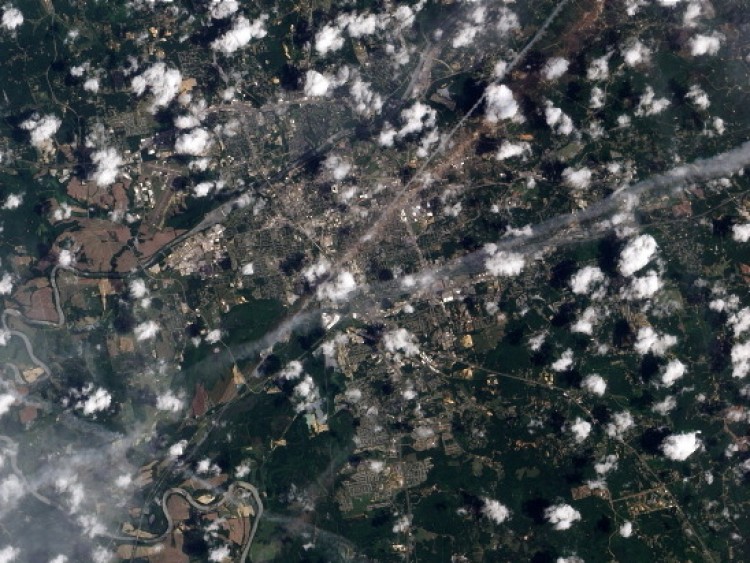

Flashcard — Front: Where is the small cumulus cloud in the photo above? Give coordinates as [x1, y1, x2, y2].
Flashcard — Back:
[131, 63, 182, 113]
[383, 328, 420, 357]
[581, 374, 606, 396]
[484, 84, 520, 123]
[134, 320, 160, 341]
[661, 431, 702, 461]
[484, 244, 525, 277]
[1, 5, 22, 31]
[211, 14, 268, 54]
[689, 32, 722, 56]
[618, 234, 658, 277]
[542, 57, 569, 80]
[544, 503, 581, 530]
[20, 114, 61, 151]
[482, 498, 511, 524]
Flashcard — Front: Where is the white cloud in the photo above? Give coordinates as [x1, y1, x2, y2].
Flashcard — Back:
[621, 38, 650, 66]
[484, 245, 525, 277]
[542, 57, 569, 80]
[169, 440, 187, 458]
[350, 78, 383, 116]
[660, 359, 686, 387]
[731, 308, 750, 338]
[77, 514, 106, 538]
[652, 395, 677, 415]
[484, 84, 519, 123]
[710, 294, 740, 313]
[398, 101, 436, 138]
[20, 114, 61, 151]
[293, 374, 321, 413]
[303, 257, 330, 283]
[192, 181, 220, 197]
[115, 474, 132, 488]
[544, 503, 581, 530]
[1, 6, 22, 31]
[175, 128, 212, 156]
[496, 6, 520, 34]
[590, 86, 605, 109]
[175, 115, 201, 129]
[544, 102, 574, 135]
[208, 0, 238, 19]
[338, 12, 383, 38]
[0, 394, 14, 418]
[212, 14, 267, 54]
[134, 320, 160, 341]
[241, 262, 254, 275]
[731, 341, 750, 378]
[635, 86, 670, 117]
[622, 270, 662, 299]
[317, 271, 357, 303]
[551, 349, 574, 372]
[2, 194, 22, 210]
[77, 386, 112, 416]
[49, 556, 68, 563]
[90, 147, 123, 187]
[131, 63, 182, 112]
[304, 70, 332, 97]
[685, 84, 710, 109]
[54, 474, 85, 513]
[323, 154, 352, 181]
[587, 54, 610, 81]
[368, 459, 384, 473]
[70, 63, 89, 77]
[732, 224, 750, 242]
[634, 326, 677, 356]
[661, 431, 701, 460]
[208, 545, 230, 562]
[315, 24, 344, 55]
[279, 360, 304, 380]
[605, 410, 634, 439]
[581, 374, 606, 396]
[571, 307, 599, 335]
[689, 33, 722, 56]
[0, 474, 24, 505]
[0, 546, 20, 563]
[378, 125, 396, 147]
[570, 417, 592, 443]
[570, 266, 606, 296]
[130, 279, 148, 299]
[712, 116, 725, 135]
[528, 332, 546, 352]
[594, 454, 618, 476]
[0, 273, 13, 295]
[58, 248, 74, 267]
[452, 24, 480, 48]
[83, 77, 99, 94]
[618, 234, 658, 276]
[383, 328, 420, 357]
[496, 141, 531, 161]
[619, 521, 633, 537]
[205, 328, 222, 344]
[562, 167, 592, 190]
[392, 514, 412, 534]
[156, 391, 183, 412]
[482, 498, 511, 524]
[393, 5, 418, 29]
[91, 547, 112, 563]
